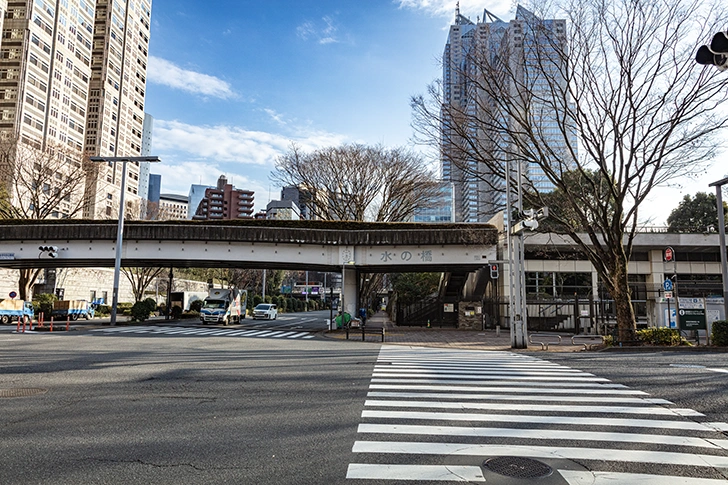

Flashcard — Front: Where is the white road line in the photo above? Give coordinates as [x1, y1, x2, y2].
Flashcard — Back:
[366, 391, 672, 405]
[364, 400, 699, 416]
[706, 368, 728, 374]
[240, 330, 273, 337]
[357, 423, 722, 449]
[368, 384, 646, 395]
[373, 367, 595, 376]
[371, 378, 623, 387]
[360, 410, 717, 432]
[287, 332, 311, 338]
[222, 330, 256, 336]
[351, 441, 728, 468]
[372, 372, 608, 382]
[558, 470, 728, 485]
[346, 464, 485, 482]
[271, 332, 297, 338]
[256, 331, 286, 337]
[706, 422, 728, 432]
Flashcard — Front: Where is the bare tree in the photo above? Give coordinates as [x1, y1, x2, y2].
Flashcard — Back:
[272, 143, 441, 222]
[412, 0, 728, 339]
[122, 267, 166, 302]
[0, 136, 95, 300]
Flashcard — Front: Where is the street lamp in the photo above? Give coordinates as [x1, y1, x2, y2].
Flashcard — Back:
[709, 176, 728, 321]
[91, 156, 160, 326]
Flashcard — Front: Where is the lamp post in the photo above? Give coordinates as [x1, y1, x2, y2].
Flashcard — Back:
[91, 156, 160, 326]
[709, 176, 728, 321]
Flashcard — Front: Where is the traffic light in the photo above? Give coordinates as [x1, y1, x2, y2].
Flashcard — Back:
[38, 245, 58, 258]
[489, 263, 499, 279]
[696, 31, 728, 71]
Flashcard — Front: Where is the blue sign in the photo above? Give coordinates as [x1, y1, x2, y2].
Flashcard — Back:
[8, 291, 16, 299]
[663, 279, 674, 291]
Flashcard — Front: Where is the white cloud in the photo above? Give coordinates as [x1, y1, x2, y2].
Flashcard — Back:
[147, 56, 235, 99]
[397, 0, 513, 20]
[297, 15, 341, 44]
[152, 120, 347, 166]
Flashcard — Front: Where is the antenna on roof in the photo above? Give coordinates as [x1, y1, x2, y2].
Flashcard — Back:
[456, 1, 460, 19]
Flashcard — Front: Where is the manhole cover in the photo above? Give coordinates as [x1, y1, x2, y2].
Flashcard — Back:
[483, 456, 553, 479]
[0, 388, 48, 398]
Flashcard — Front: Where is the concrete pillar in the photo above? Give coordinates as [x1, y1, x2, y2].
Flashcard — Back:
[342, 265, 358, 317]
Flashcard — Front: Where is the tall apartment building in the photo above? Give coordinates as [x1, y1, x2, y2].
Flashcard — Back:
[83, 0, 152, 219]
[0, 0, 152, 220]
[442, 6, 573, 222]
[192, 175, 255, 220]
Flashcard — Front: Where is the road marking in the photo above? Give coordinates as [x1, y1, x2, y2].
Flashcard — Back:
[351, 441, 728, 468]
[357, 423, 723, 449]
[372, 372, 609, 382]
[368, 384, 646, 394]
[271, 331, 297, 338]
[346, 464, 484, 482]
[373, 366, 596, 376]
[381, 362, 583, 371]
[371, 378, 627, 388]
[706, 368, 728, 374]
[364, 399, 701, 416]
[558, 470, 728, 485]
[366, 391, 672, 404]
[360, 410, 717, 431]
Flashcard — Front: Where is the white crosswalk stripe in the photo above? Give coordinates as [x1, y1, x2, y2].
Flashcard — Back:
[91, 325, 316, 340]
[347, 346, 728, 483]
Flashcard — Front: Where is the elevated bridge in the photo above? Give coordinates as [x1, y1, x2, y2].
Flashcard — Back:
[0, 220, 498, 316]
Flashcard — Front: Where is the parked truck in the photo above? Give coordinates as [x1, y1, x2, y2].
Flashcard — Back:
[169, 291, 208, 312]
[51, 300, 95, 320]
[0, 299, 34, 324]
[200, 288, 247, 325]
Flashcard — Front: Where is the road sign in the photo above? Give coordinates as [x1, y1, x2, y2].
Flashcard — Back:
[663, 279, 674, 291]
[664, 247, 674, 262]
[664, 291, 673, 299]
[8, 291, 16, 299]
[678, 297, 706, 330]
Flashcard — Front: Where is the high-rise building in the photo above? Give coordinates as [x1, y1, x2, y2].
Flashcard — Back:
[412, 182, 455, 223]
[187, 183, 210, 220]
[192, 175, 255, 220]
[158, 193, 187, 220]
[137, 112, 153, 200]
[83, 0, 152, 220]
[442, 6, 573, 222]
[0, 0, 152, 220]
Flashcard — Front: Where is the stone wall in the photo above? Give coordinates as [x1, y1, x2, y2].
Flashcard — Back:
[0, 268, 208, 303]
[458, 301, 483, 330]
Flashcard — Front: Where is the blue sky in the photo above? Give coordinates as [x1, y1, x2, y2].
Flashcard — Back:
[145, 0, 727, 223]
[145, 0, 515, 208]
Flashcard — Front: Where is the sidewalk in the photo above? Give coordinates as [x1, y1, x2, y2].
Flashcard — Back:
[324, 311, 588, 352]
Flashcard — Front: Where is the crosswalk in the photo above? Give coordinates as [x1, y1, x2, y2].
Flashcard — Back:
[91, 325, 316, 340]
[347, 346, 728, 483]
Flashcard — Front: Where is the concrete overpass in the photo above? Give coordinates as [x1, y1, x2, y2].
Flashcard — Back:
[0, 220, 498, 316]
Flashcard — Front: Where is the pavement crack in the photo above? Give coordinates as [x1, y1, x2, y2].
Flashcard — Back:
[82, 458, 249, 472]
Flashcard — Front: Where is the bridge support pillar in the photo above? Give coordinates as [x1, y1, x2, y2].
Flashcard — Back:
[342, 266, 358, 318]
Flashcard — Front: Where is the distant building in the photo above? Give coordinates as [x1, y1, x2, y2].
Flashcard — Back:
[281, 185, 314, 220]
[159, 193, 188, 220]
[187, 184, 210, 220]
[266, 199, 301, 220]
[137, 114, 154, 202]
[192, 175, 255, 220]
[412, 182, 455, 223]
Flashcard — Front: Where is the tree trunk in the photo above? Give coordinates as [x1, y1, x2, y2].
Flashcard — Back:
[610, 260, 637, 342]
[18, 268, 41, 301]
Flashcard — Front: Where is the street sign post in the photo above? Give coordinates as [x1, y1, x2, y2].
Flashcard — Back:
[678, 297, 707, 331]
[663, 279, 673, 291]
[664, 247, 674, 262]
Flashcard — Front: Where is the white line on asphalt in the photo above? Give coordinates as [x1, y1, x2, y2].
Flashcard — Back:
[705, 422, 728, 432]
[371, 372, 609, 382]
[364, 399, 702, 416]
[271, 332, 297, 338]
[346, 464, 485, 482]
[351, 441, 728, 468]
[558, 470, 728, 485]
[379, 364, 585, 372]
[706, 368, 728, 374]
[286, 332, 311, 338]
[366, 391, 672, 405]
[357, 423, 722, 449]
[373, 367, 594, 376]
[256, 331, 286, 337]
[240, 330, 274, 337]
[371, 379, 628, 388]
[360, 410, 716, 431]
[368, 384, 646, 394]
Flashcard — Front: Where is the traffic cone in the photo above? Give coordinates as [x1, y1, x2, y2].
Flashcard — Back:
[50, 317, 53, 332]
[66, 316, 70, 332]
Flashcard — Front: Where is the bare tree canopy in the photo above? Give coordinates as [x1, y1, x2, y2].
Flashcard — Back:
[122, 267, 166, 302]
[412, 0, 728, 339]
[271, 143, 440, 222]
[0, 136, 93, 300]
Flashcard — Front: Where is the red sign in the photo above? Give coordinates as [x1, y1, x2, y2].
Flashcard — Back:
[665, 247, 674, 262]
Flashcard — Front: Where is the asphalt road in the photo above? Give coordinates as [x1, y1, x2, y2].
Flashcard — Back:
[2, 332, 727, 484]
[0, 332, 379, 485]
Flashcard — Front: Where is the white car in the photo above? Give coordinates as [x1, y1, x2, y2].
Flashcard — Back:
[253, 303, 278, 320]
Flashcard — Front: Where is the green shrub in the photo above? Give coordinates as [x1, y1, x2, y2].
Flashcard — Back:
[636, 327, 682, 346]
[712, 320, 728, 346]
[170, 306, 182, 319]
[253, 295, 262, 307]
[189, 299, 203, 312]
[131, 301, 152, 322]
[142, 298, 157, 314]
[33, 293, 57, 320]
[95, 304, 110, 316]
